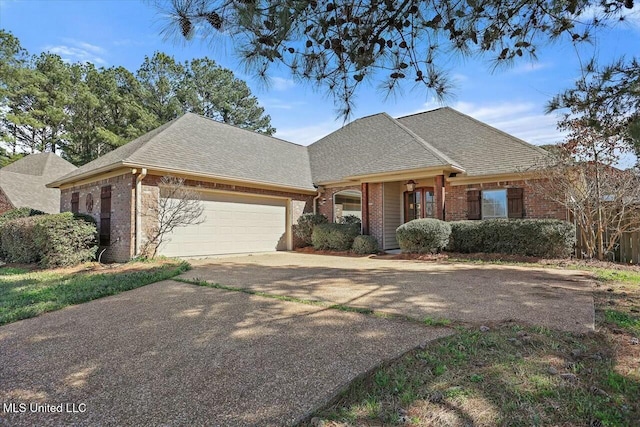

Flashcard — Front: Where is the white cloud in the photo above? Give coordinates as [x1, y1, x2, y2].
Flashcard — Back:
[262, 98, 306, 110]
[45, 39, 107, 65]
[274, 120, 341, 145]
[418, 99, 566, 146]
[511, 62, 552, 74]
[576, 5, 640, 31]
[270, 76, 295, 91]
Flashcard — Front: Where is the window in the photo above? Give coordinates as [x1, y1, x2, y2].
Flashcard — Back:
[467, 188, 524, 220]
[71, 192, 79, 213]
[481, 189, 507, 219]
[404, 188, 436, 222]
[334, 190, 361, 222]
[100, 185, 111, 246]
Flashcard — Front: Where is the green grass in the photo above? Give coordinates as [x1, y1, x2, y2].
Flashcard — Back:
[0, 260, 190, 325]
[307, 325, 640, 426]
[605, 309, 640, 334]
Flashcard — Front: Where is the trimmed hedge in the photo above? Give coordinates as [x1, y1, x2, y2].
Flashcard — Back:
[0, 213, 98, 267]
[294, 213, 329, 246]
[312, 223, 360, 251]
[396, 218, 451, 254]
[338, 214, 362, 226]
[0, 207, 46, 258]
[447, 219, 575, 258]
[352, 235, 379, 254]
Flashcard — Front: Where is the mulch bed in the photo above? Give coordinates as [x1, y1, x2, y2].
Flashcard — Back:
[295, 246, 640, 271]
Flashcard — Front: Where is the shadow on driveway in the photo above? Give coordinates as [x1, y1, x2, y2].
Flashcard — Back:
[184, 252, 595, 333]
[0, 280, 450, 426]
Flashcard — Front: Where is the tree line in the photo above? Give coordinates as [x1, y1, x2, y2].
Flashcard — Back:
[0, 30, 274, 166]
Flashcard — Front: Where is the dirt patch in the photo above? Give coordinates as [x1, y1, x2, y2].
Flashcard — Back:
[294, 246, 374, 257]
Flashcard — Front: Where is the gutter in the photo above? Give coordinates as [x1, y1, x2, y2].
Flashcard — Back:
[313, 185, 325, 214]
[134, 168, 148, 256]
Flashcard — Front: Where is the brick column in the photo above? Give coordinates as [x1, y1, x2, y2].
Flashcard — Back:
[435, 175, 445, 220]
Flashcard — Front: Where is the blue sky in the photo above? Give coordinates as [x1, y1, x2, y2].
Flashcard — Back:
[1, 0, 638, 165]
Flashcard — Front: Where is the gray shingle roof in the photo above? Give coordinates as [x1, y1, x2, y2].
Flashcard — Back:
[50, 113, 315, 191]
[0, 153, 77, 213]
[397, 107, 549, 176]
[308, 113, 462, 184]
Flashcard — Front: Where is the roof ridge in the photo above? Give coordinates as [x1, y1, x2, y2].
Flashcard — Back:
[433, 107, 549, 155]
[308, 112, 388, 148]
[185, 112, 306, 149]
[382, 113, 463, 168]
[396, 106, 447, 120]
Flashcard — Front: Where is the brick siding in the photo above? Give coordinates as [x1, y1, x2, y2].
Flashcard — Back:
[445, 179, 567, 221]
[0, 189, 14, 214]
[60, 173, 135, 263]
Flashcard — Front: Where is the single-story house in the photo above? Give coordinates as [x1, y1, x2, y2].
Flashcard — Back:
[47, 107, 566, 262]
[0, 152, 77, 214]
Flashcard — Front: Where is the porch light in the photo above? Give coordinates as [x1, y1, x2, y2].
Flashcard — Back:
[405, 180, 417, 192]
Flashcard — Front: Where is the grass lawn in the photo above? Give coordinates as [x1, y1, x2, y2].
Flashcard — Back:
[301, 263, 640, 427]
[0, 259, 190, 326]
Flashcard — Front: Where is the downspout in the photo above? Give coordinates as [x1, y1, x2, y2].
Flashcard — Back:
[313, 186, 325, 214]
[135, 168, 148, 257]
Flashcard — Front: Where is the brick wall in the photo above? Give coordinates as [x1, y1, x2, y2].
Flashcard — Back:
[0, 189, 14, 214]
[445, 179, 567, 221]
[318, 185, 361, 221]
[60, 173, 135, 262]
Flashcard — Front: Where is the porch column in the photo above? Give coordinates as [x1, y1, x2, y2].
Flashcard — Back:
[361, 182, 369, 234]
[435, 175, 445, 220]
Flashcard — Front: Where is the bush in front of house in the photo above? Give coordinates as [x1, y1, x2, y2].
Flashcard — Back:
[396, 218, 452, 253]
[447, 219, 575, 258]
[352, 235, 379, 254]
[0, 216, 40, 263]
[312, 223, 360, 251]
[338, 214, 362, 227]
[0, 213, 98, 267]
[294, 213, 329, 246]
[33, 213, 98, 267]
[0, 207, 46, 259]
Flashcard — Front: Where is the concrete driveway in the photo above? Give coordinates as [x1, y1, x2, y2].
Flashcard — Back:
[0, 280, 450, 427]
[184, 252, 595, 333]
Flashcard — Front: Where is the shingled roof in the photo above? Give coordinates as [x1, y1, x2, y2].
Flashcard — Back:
[308, 112, 463, 184]
[49, 113, 315, 191]
[397, 107, 549, 176]
[0, 153, 77, 213]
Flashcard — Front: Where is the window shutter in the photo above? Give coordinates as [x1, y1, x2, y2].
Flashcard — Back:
[100, 186, 112, 246]
[71, 192, 79, 214]
[467, 190, 481, 220]
[507, 187, 524, 218]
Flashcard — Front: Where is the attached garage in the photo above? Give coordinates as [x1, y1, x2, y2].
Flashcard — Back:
[159, 191, 290, 258]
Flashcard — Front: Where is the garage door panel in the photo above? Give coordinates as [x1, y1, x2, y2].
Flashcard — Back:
[159, 191, 288, 257]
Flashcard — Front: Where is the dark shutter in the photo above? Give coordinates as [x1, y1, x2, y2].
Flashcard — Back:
[71, 192, 79, 214]
[467, 190, 481, 220]
[507, 187, 524, 218]
[100, 186, 112, 246]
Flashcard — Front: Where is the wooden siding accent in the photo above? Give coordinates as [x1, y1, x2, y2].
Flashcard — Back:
[100, 185, 112, 246]
[507, 187, 524, 218]
[71, 192, 79, 214]
[361, 183, 369, 235]
[383, 182, 402, 250]
[467, 190, 481, 220]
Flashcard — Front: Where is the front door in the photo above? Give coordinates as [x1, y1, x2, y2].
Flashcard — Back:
[404, 187, 435, 222]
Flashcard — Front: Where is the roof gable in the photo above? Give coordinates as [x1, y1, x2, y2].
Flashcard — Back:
[397, 107, 549, 176]
[0, 153, 77, 213]
[308, 113, 461, 184]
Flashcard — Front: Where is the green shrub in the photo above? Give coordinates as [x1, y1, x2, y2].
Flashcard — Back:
[396, 218, 452, 254]
[0, 207, 46, 226]
[73, 213, 97, 225]
[33, 213, 98, 267]
[0, 213, 98, 267]
[0, 207, 46, 258]
[338, 214, 362, 226]
[447, 219, 575, 258]
[0, 217, 40, 263]
[312, 223, 360, 251]
[352, 235, 379, 254]
[294, 213, 329, 246]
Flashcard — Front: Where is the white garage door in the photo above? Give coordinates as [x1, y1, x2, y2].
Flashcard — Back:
[159, 191, 288, 257]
